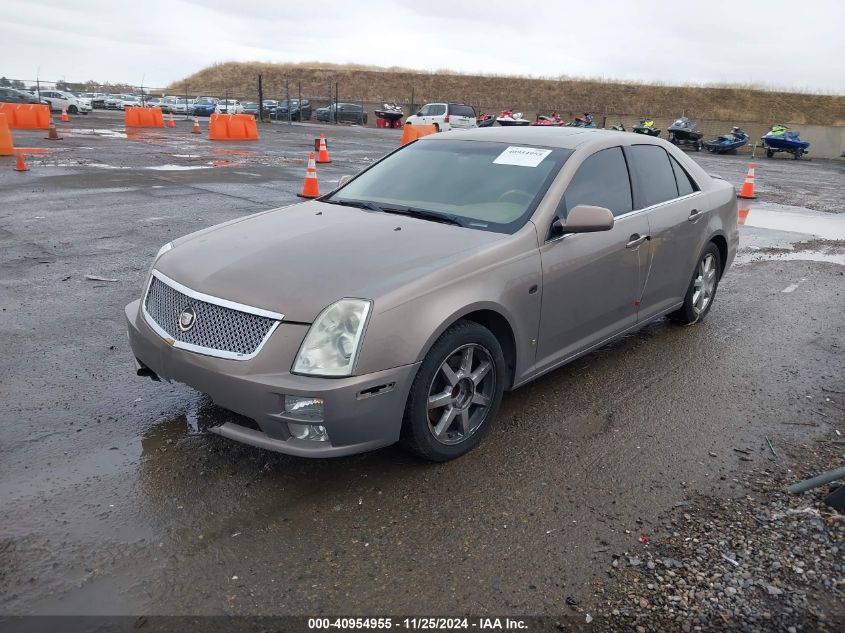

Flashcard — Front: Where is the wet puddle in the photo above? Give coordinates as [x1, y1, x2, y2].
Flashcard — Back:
[66, 128, 128, 139]
[146, 164, 213, 171]
[210, 149, 257, 156]
[738, 202, 845, 240]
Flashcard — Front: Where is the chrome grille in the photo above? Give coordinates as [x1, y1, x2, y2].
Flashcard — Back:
[143, 274, 279, 359]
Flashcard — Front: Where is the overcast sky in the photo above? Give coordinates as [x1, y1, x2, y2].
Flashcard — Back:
[2, 0, 843, 92]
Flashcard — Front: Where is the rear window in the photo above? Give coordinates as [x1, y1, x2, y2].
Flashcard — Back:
[628, 145, 679, 208]
[449, 104, 476, 118]
[669, 155, 699, 196]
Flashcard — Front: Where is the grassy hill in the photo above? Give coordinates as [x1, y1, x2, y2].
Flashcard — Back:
[170, 62, 845, 126]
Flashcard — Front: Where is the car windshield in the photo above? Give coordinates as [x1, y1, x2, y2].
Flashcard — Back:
[195, 97, 214, 104]
[326, 139, 572, 234]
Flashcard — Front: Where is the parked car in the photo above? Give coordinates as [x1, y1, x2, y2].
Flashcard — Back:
[119, 94, 142, 110]
[145, 97, 163, 108]
[126, 128, 736, 461]
[215, 99, 244, 115]
[173, 98, 193, 115]
[158, 96, 180, 113]
[405, 103, 477, 131]
[191, 96, 219, 116]
[38, 90, 91, 114]
[105, 94, 124, 110]
[314, 103, 367, 124]
[0, 87, 46, 105]
[261, 99, 278, 117]
[242, 102, 259, 117]
[76, 92, 105, 109]
[275, 99, 312, 121]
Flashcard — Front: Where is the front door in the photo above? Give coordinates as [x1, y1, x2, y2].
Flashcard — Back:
[534, 146, 648, 374]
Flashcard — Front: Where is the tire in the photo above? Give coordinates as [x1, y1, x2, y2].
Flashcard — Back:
[68, 105, 78, 114]
[400, 321, 506, 462]
[667, 242, 722, 325]
[766, 148, 774, 158]
[434, 123, 440, 132]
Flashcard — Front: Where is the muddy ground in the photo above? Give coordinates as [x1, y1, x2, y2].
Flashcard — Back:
[0, 112, 843, 628]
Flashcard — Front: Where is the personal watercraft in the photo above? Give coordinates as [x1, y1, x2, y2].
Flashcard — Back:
[702, 127, 749, 154]
[633, 118, 660, 136]
[761, 124, 810, 159]
[667, 116, 703, 150]
[496, 110, 531, 126]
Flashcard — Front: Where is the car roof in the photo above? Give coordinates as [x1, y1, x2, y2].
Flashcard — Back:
[422, 126, 665, 151]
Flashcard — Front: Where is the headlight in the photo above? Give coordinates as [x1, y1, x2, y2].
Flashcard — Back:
[293, 299, 372, 377]
[154, 242, 173, 262]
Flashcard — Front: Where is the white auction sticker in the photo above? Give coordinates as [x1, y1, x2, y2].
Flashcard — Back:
[493, 146, 552, 167]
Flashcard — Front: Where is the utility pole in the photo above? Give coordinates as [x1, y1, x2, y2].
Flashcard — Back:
[258, 74, 264, 123]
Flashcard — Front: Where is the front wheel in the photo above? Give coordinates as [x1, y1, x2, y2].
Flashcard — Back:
[400, 321, 505, 461]
[667, 243, 721, 325]
[68, 105, 78, 114]
[766, 148, 774, 158]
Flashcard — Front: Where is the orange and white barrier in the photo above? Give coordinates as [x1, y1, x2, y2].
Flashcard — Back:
[0, 113, 14, 156]
[125, 107, 164, 128]
[0, 103, 51, 130]
[208, 114, 259, 141]
[400, 123, 436, 146]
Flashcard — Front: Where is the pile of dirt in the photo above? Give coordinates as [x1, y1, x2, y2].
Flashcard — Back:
[169, 62, 845, 126]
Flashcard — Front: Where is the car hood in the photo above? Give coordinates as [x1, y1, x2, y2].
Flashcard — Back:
[155, 201, 505, 323]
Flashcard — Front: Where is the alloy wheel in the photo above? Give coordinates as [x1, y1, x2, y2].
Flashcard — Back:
[426, 344, 496, 445]
[692, 253, 717, 315]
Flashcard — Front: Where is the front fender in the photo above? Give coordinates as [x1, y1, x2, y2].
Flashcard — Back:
[353, 230, 542, 383]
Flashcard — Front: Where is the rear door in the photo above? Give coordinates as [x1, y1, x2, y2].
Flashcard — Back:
[448, 104, 476, 129]
[626, 145, 706, 320]
[535, 146, 649, 373]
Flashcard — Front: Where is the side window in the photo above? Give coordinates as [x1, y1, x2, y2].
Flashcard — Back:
[418, 105, 431, 116]
[669, 155, 699, 196]
[557, 147, 633, 218]
[628, 145, 679, 207]
[429, 104, 446, 116]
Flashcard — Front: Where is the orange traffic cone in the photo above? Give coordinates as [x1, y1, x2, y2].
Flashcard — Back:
[737, 163, 757, 199]
[191, 118, 201, 134]
[14, 152, 29, 172]
[737, 207, 750, 226]
[45, 117, 63, 140]
[316, 133, 331, 163]
[61, 108, 69, 123]
[168, 113, 176, 128]
[297, 152, 321, 198]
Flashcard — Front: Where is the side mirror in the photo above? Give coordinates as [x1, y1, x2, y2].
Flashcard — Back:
[416, 111, 423, 116]
[338, 175, 353, 187]
[558, 205, 615, 234]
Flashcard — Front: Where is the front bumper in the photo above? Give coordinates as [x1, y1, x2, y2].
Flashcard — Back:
[125, 300, 420, 457]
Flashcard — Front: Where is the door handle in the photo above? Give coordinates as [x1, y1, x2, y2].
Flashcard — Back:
[626, 234, 650, 249]
[688, 209, 704, 222]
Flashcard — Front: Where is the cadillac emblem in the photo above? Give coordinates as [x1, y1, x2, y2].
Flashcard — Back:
[178, 306, 197, 332]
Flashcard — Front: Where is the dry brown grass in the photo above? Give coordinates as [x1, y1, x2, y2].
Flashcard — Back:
[169, 62, 845, 126]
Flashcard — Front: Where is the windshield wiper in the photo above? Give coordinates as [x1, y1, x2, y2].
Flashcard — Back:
[323, 198, 384, 213]
[380, 206, 464, 227]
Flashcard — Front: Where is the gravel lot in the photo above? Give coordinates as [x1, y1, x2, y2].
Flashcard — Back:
[0, 112, 843, 629]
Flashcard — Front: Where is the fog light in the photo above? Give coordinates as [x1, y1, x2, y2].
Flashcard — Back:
[287, 422, 329, 442]
[284, 395, 324, 419]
